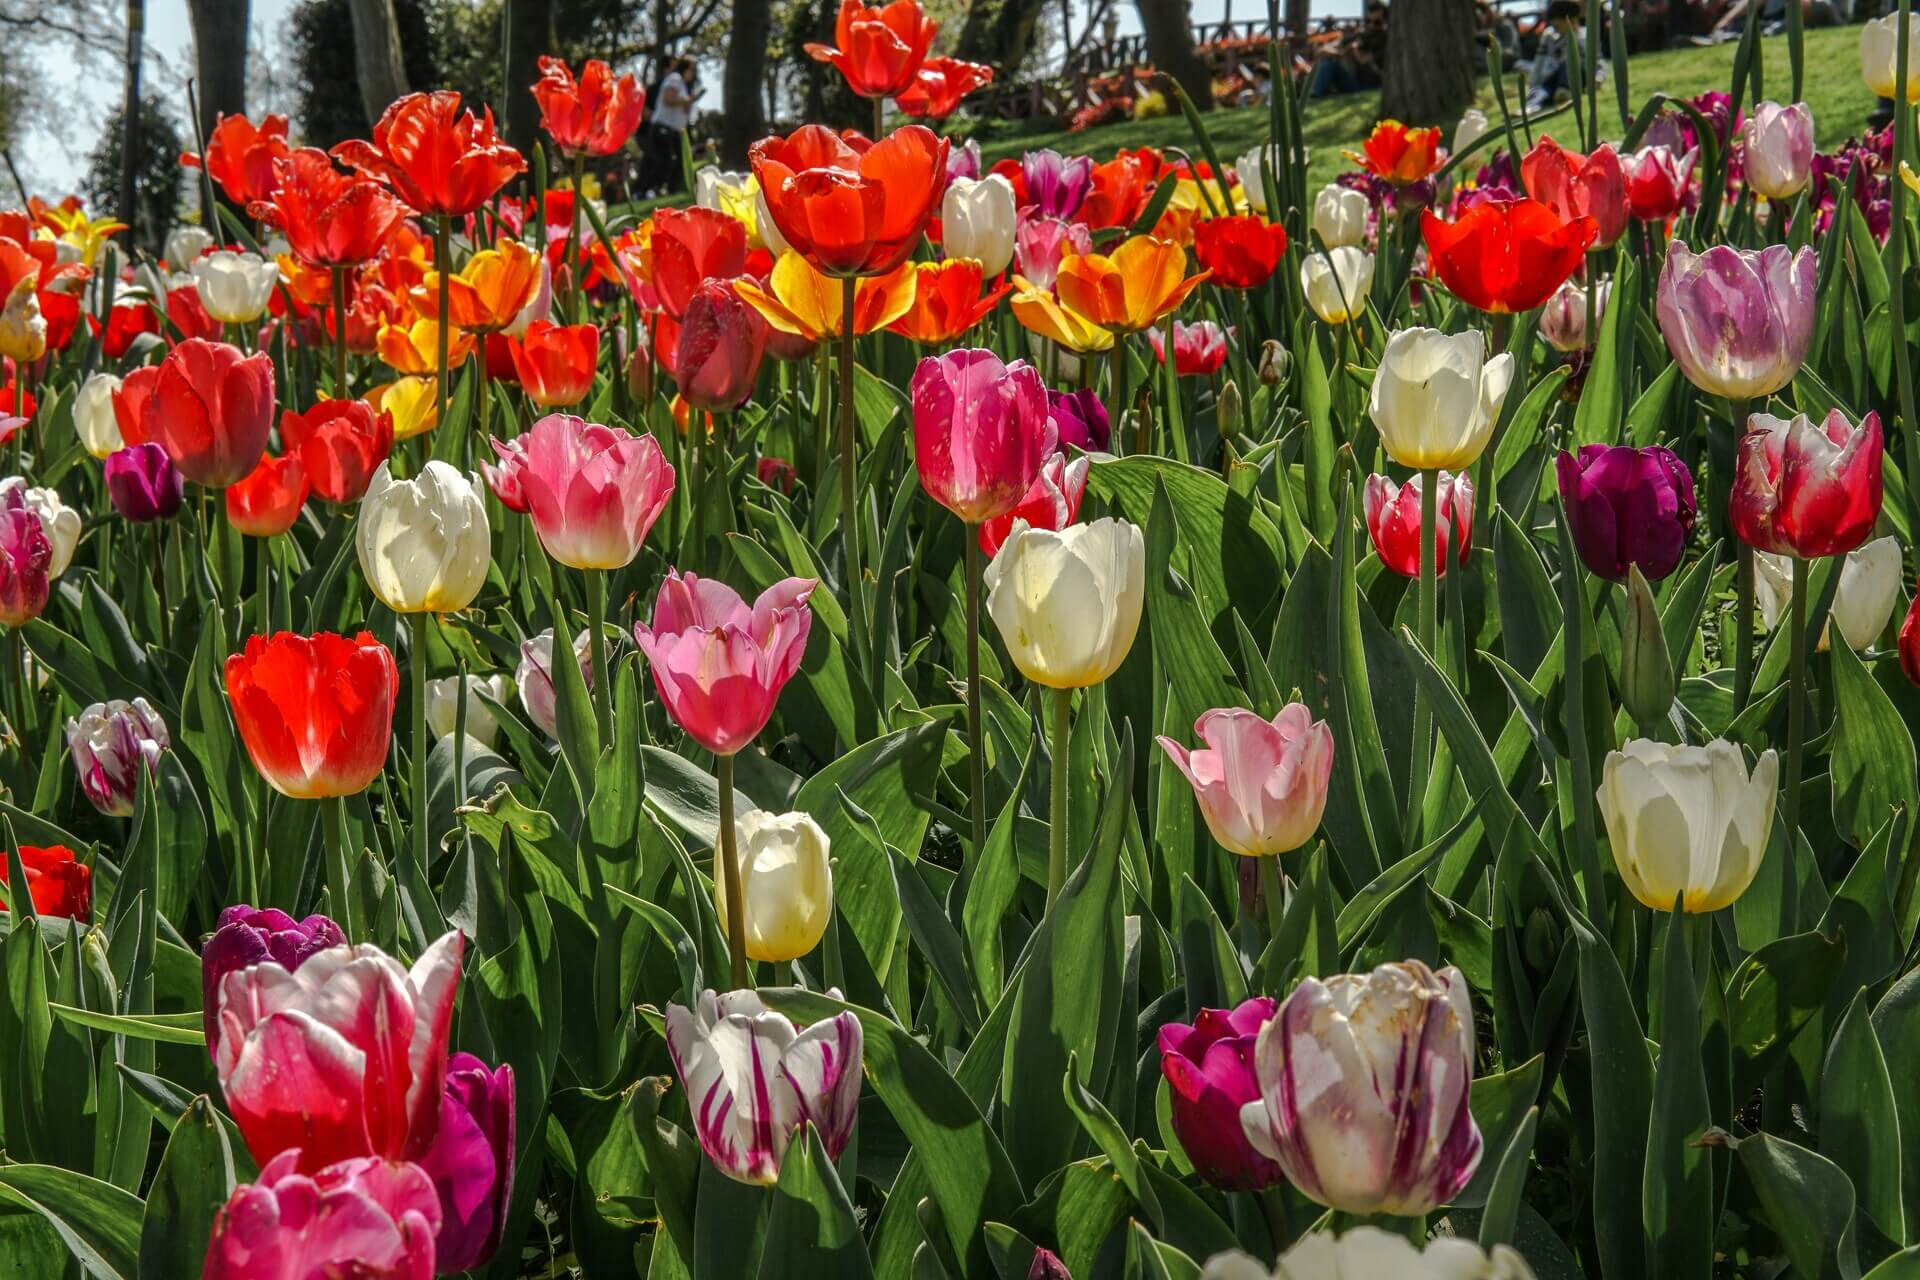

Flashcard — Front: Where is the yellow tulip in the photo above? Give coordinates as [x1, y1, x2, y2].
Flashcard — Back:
[1008, 275, 1113, 353]
[369, 376, 440, 440]
[733, 251, 915, 343]
[376, 316, 475, 376]
[1056, 236, 1209, 333]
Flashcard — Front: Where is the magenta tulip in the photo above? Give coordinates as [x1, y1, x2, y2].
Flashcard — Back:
[203, 1150, 441, 1280]
[416, 1052, 516, 1272]
[632, 572, 814, 756]
[0, 494, 50, 627]
[1730, 409, 1885, 558]
[105, 443, 185, 522]
[480, 432, 530, 512]
[675, 280, 769, 411]
[511, 413, 675, 569]
[979, 454, 1089, 557]
[1555, 444, 1698, 581]
[200, 905, 346, 1055]
[911, 349, 1058, 524]
[1157, 704, 1334, 857]
[1021, 148, 1093, 220]
[1047, 386, 1110, 452]
[1158, 997, 1284, 1190]
[1656, 241, 1815, 400]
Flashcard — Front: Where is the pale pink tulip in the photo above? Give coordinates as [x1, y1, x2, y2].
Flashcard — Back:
[513, 413, 675, 569]
[632, 572, 814, 756]
[1157, 705, 1334, 857]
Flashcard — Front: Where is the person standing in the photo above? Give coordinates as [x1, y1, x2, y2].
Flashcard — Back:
[641, 57, 699, 196]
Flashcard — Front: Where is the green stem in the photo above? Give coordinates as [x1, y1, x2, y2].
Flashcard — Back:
[1258, 853, 1286, 941]
[434, 215, 452, 437]
[586, 568, 612, 738]
[1784, 554, 1807, 841]
[1110, 339, 1130, 454]
[964, 526, 987, 858]
[1558, 506, 1606, 921]
[1047, 686, 1072, 905]
[151, 522, 169, 624]
[565, 154, 586, 312]
[717, 753, 748, 988]
[410, 617, 429, 884]
[255, 534, 271, 639]
[1891, 85, 1920, 579]
[322, 797, 355, 939]
[1406, 468, 1438, 852]
[330, 265, 349, 399]
[839, 276, 867, 665]
[1734, 545, 1755, 713]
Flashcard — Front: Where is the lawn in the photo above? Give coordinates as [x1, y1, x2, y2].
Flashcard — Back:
[969, 21, 1876, 188]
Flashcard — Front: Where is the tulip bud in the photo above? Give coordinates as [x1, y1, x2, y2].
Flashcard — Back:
[518, 628, 594, 738]
[1453, 107, 1491, 156]
[1523, 906, 1560, 972]
[356, 461, 491, 613]
[73, 372, 125, 458]
[65, 697, 170, 818]
[105, 443, 184, 523]
[1236, 145, 1285, 214]
[675, 280, 769, 411]
[1598, 739, 1777, 913]
[1619, 565, 1675, 727]
[941, 175, 1017, 278]
[0, 281, 46, 363]
[426, 673, 510, 747]
[166, 224, 215, 268]
[1218, 378, 1242, 439]
[627, 337, 653, 401]
[193, 250, 281, 324]
[712, 808, 833, 962]
[1258, 339, 1292, 387]
[1540, 277, 1610, 353]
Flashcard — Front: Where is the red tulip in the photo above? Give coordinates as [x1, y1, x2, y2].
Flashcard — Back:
[0, 496, 49, 626]
[1900, 588, 1920, 686]
[0, 844, 90, 920]
[1148, 319, 1231, 377]
[166, 282, 222, 344]
[895, 56, 994, 119]
[1521, 137, 1628, 248]
[111, 365, 161, 447]
[1623, 145, 1697, 222]
[97, 298, 159, 359]
[149, 338, 276, 487]
[651, 206, 750, 318]
[674, 281, 768, 410]
[533, 56, 647, 158]
[335, 91, 526, 218]
[183, 113, 292, 206]
[1420, 198, 1597, 315]
[226, 454, 310, 537]
[1082, 150, 1159, 229]
[887, 259, 1011, 344]
[250, 149, 408, 269]
[1192, 214, 1289, 289]
[508, 321, 601, 409]
[225, 631, 398, 800]
[979, 454, 1090, 557]
[281, 399, 395, 503]
[1345, 120, 1446, 185]
[1730, 410, 1884, 559]
[805, 0, 938, 98]
[751, 124, 948, 277]
[1364, 471, 1474, 578]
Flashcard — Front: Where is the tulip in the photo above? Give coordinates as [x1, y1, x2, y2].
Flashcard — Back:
[74, 371, 125, 458]
[1518, 140, 1625, 253]
[534, 56, 646, 157]
[1158, 704, 1334, 858]
[1363, 472, 1473, 579]
[674, 281, 769, 411]
[1022, 148, 1094, 220]
[507, 320, 601, 408]
[1192, 215, 1289, 291]
[736, 251, 917, 345]
[1344, 119, 1445, 185]
[1598, 739, 1778, 912]
[369, 376, 440, 442]
[249, 149, 408, 269]
[516, 412, 675, 570]
[146, 338, 275, 487]
[1009, 276, 1113, 353]
[1056, 235, 1209, 333]
[0, 498, 50, 626]
[0, 480, 79, 579]
[633, 573, 815, 756]
[1083, 150, 1158, 228]
[335, 91, 525, 217]
[226, 454, 310, 538]
[199, 906, 346, 1055]
[1147, 319, 1230, 377]
[424, 672, 510, 747]
[1370, 328, 1514, 470]
[652, 206, 751, 318]
[0, 843, 90, 919]
[1048, 387, 1110, 453]
[167, 224, 216, 268]
[413, 239, 542, 333]
[664, 988, 864, 1184]
[356, 462, 491, 613]
[1013, 213, 1093, 291]
[979, 454, 1089, 558]
[751, 124, 948, 277]
[377, 316, 475, 377]
[1300, 246, 1374, 324]
[1235, 145, 1284, 214]
[416, 1052, 516, 1271]
[985, 516, 1144, 689]
[193, 250, 280, 324]
[1454, 107, 1491, 156]
[105, 443, 184, 522]
[1656, 241, 1816, 401]
[1623, 145, 1697, 221]
[1421, 199, 1597, 314]
[0, 275, 45, 363]
[517, 628, 594, 738]
[888, 259, 1012, 345]
[804, 0, 937, 98]
[185, 112, 292, 207]
[1901, 588, 1920, 686]
[95, 297, 157, 360]
[65, 696, 169, 819]
[1158, 998, 1283, 1191]
[1241, 960, 1482, 1214]
[1730, 409, 1884, 559]
[895, 55, 995, 119]
[910, 349, 1057, 524]
[1743, 102, 1814, 200]
[1540, 275, 1609, 352]
[280, 399, 394, 504]
[1201, 1228, 1537, 1280]
[940, 175, 1017, 278]
[481, 432, 529, 511]
[203, 1151, 439, 1280]
[1754, 535, 1902, 652]
[711, 808, 833, 962]
[166, 281, 223, 344]
[226, 631, 398, 799]
[1862, 13, 1920, 101]
[1555, 444, 1697, 582]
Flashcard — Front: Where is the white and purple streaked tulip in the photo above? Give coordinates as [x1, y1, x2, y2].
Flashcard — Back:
[65, 697, 170, 817]
[1021, 148, 1094, 220]
[1655, 241, 1816, 401]
[664, 988, 864, 1185]
[1741, 102, 1814, 201]
[1240, 960, 1482, 1215]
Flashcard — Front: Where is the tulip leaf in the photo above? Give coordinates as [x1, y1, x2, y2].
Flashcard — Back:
[546, 592, 600, 802]
[1325, 481, 1401, 873]
[1643, 906, 1713, 1279]
[1572, 257, 1636, 446]
[1061, 1051, 1161, 1230]
[1457, 1054, 1544, 1209]
[137, 1095, 235, 1280]
[1821, 990, 1906, 1245]
[1491, 363, 1570, 487]
[692, 1158, 771, 1278]
[1872, 968, 1920, 1237]
[1827, 636, 1919, 851]
[46, 1004, 205, 1046]
[1476, 1105, 1540, 1250]
[1126, 1221, 1202, 1280]
[1174, 872, 1247, 1020]
[960, 731, 1038, 1005]
[1, 912, 53, 1164]
[1726, 928, 1848, 1104]
[1865, 1250, 1920, 1279]
[758, 1122, 872, 1278]
[1571, 912, 1654, 1280]
[1733, 1131, 1864, 1280]
[0, 1164, 144, 1280]
[984, 1221, 1045, 1280]
[1012, 1159, 1133, 1280]
[1335, 797, 1485, 953]
[606, 884, 702, 1005]
[883, 820, 982, 1034]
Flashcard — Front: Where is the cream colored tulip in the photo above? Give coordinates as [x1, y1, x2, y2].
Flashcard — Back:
[1311, 185, 1369, 250]
[1598, 738, 1778, 914]
[694, 166, 751, 210]
[1453, 107, 1491, 157]
[1369, 327, 1515, 470]
[1300, 247, 1373, 325]
[1201, 1227, 1536, 1279]
[1236, 145, 1285, 215]
[713, 808, 833, 963]
[192, 250, 280, 324]
[355, 461, 491, 613]
[0, 281, 46, 364]
[1863, 14, 1920, 101]
[1753, 536, 1902, 653]
[425, 673, 511, 747]
[166, 225, 214, 269]
[73, 372, 124, 458]
[984, 516, 1144, 689]
[941, 176, 1017, 279]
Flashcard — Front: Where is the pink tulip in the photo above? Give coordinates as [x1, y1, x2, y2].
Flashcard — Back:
[632, 572, 814, 756]
[1013, 213, 1092, 292]
[1520, 137, 1628, 247]
[416, 1052, 516, 1272]
[1147, 320, 1231, 377]
[1742, 101, 1814, 201]
[213, 930, 465, 1174]
[911, 349, 1058, 524]
[480, 433, 530, 512]
[513, 412, 675, 569]
[1157, 705, 1334, 857]
[1730, 409, 1885, 558]
[0, 495, 51, 627]
[979, 454, 1089, 557]
[1363, 471, 1474, 579]
[1656, 241, 1815, 401]
[674, 280, 768, 411]
[203, 1150, 440, 1280]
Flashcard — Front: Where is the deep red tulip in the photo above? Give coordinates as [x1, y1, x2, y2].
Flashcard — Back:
[149, 338, 276, 487]
[1420, 198, 1597, 315]
[1624, 145, 1697, 222]
[0, 844, 90, 920]
[1900, 589, 1920, 686]
[751, 124, 949, 277]
[335, 91, 526, 217]
[1193, 214, 1289, 289]
[225, 631, 398, 800]
[1364, 471, 1474, 577]
[1158, 998, 1284, 1190]
[1730, 410, 1884, 558]
[1521, 137, 1628, 248]
[508, 321, 601, 408]
[183, 113, 292, 206]
[895, 57, 994, 119]
[1555, 444, 1697, 581]
[281, 399, 395, 503]
[979, 454, 1089, 557]
[651, 207, 750, 318]
[805, 0, 938, 98]
[674, 281, 768, 410]
[533, 56, 647, 158]
[250, 149, 408, 269]
[225, 454, 310, 537]
[97, 298, 159, 359]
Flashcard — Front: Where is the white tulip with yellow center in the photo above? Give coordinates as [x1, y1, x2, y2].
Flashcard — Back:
[1597, 738, 1778, 914]
[192, 250, 281, 324]
[424, 673, 511, 748]
[984, 516, 1145, 690]
[1369, 327, 1515, 471]
[356, 461, 492, 614]
[73, 372, 125, 459]
[1753, 536, 1901, 654]
[1300, 246, 1374, 325]
[712, 808, 833, 963]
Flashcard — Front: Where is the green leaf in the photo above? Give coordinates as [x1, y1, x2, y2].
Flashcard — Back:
[1574, 915, 1654, 1280]
[0, 1164, 144, 1280]
[1873, 967, 1920, 1239]
[1061, 1052, 1160, 1229]
[138, 1096, 237, 1280]
[1643, 908, 1713, 1278]
[1572, 256, 1636, 445]
[1727, 929, 1847, 1103]
[1828, 637, 1919, 850]
[1734, 1131, 1861, 1280]
[48, 1004, 206, 1046]
[758, 1123, 872, 1277]
[1821, 990, 1905, 1244]
[1477, 1106, 1540, 1250]
[1457, 1054, 1543, 1209]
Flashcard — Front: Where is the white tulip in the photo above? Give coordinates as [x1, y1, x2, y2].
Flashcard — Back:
[1201, 1226, 1536, 1279]
[517, 628, 593, 738]
[1863, 14, 1920, 101]
[192, 250, 280, 324]
[1453, 107, 1491, 157]
[694, 166, 751, 210]
[1598, 738, 1778, 914]
[424, 673, 511, 747]
[713, 809, 833, 962]
[1, 478, 80, 579]
[1300, 246, 1374, 325]
[984, 516, 1144, 689]
[1369, 327, 1515, 471]
[1752, 536, 1902, 653]
[1236, 145, 1285, 214]
[750, 185, 791, 256]
[1540, 277, 1610, 353]
[165, 225, 214, 269]
[73, 372, 124, 459]
[355, 461, 491, 614]
[1311, 185, 1369, 249]
[941, 176, 1017, 279]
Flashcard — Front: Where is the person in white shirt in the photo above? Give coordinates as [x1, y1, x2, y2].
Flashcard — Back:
[641, 57, 700, 196]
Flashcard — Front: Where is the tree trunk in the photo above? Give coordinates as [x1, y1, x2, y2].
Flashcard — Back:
[501, 0, 547, 163]
[345, 0, 410, 128]
[719, 0, 771, 166]
[1285, 0, 1310, 38]
[956, 0, 1051, 76]
[1134, 0, 1214, 111]
[121, 0, 144, 244]
[185, 0, 247, 230]
[1379, 0, 1476, 125]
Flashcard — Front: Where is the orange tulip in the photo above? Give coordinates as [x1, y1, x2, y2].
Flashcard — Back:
[888, 259, 1011, 344]
[1082, 150, 1162, 229]
[805, 0, 938, 99]
[1421, 198, 1597, 315]
[334, 91, 526, 218]
[1008, 277, 1113, 353]
[1056, 236, 1209, 333]
[895, 57, 995, 119]
[507, 321, 601, 408]
[1345, 120, 1446, 186]
[376, 316, 474, 376]
[733, 251, 916, 344]
[651, 207, 749, 318]
[184, 113, 292, 206]
[750, 124, 948, 277]
[250, 149, 407, 269]
[411, 240, 541, 333]
[533, 56, 647, 158]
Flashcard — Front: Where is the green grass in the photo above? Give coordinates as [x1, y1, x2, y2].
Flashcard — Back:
[971, 22, 1875, 189]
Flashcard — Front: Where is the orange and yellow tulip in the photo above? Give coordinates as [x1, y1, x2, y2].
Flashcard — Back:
[887, 259, 1011, 344]
[368, 376, 440, 440]
[733, 250, 916, 343]
[376, 316, 475, 376]
[1344, 120, 1446, 186]
[1055, 236, 1208, 334]
[1008, 277, 1112, 353]
[411, 240, 541, 333]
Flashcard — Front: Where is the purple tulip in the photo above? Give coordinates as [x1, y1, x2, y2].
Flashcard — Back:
[948, 138, 982, 183]
[1158, 997, 1283, 1190]
[417, 1051, 517, 1272]
[1020, 148, 1093, 220]
[0, 497, 50, 627]
[1555, 445, 1698, 582]
[105, 442, 184, 523]
[1656, 241, 1815, 400]
[1743, 101, 1814, 200]
[200, 906, 348, 1054]
[1046, 388, 1110, 453]
[1241, 960, 1483, 1215]
[66, 697, 170, 818]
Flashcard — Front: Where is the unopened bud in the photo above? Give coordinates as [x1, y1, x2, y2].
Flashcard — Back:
[1620, 564, 1676, 727]
[1218, 378, 1242, 438]
[1524, 906, 1559, 970]
[627, 339, 653, 402]
[1258, 339, 1292, 387]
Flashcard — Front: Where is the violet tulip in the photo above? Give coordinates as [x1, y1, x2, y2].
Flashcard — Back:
[511, 413, 676, 569]
[1743, 102, 1815, 200]
[1730, 410, 1885, 558]
[1241, 960, 1483, 1215]
[1148, 320, 1231, 377]
[675, 279, 769, 411]
[65, 697, 170, 819]
[1021, 148, 1093, 220]
[199, 905, 346, 1054]
[979, 454, 1089, 557]
[105, 443, 185, 522]
[664, 988, 864, 1185]
[203, 1151, 441, 1280]
[1555, 444, 1698, 581]
[1657, 241, 1816, 401]
[1521, 136, 1628, 247]
[416, 1052, 516, 1272]
[212, 930, 464, 1173]
[0, 496, 50, 627]
[632, 572, 814, 756]
[1623, 145, 1697, 222]
[147, 337, 277, 487]
[911, 349, 1058, 524]
[1047, 387, 1110, 452]
[1363, 472, 1474, 578]
[1158, 997, 1283, 1191]
[1157, 705, 1335, 858]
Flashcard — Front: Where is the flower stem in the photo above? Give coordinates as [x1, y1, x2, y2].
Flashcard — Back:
[565, 153, 586, 311]
[1259, 853, 1286, 941]
[1785, 554, 1807, 841]
[717, 752, 748, 989]
[256, 533, 271, 640]
[410, 616, 429, 885]
[586, 567, 613, 739]
[1047, 686, 1072, 905]
[330, 265, 350, 399]
[322, 796, 355, 940]
[1405, 467, 1438, 851]
[1727, 396, 1753, 712]
[435, 215, 452, 438]
[1110, 339, 1130, 454]
[839, 275, 867, 665]
[964, 525, 987, 858]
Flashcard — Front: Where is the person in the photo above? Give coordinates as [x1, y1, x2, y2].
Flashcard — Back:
[640, 57, 699, 197]
[1523, 0, 1583, 110]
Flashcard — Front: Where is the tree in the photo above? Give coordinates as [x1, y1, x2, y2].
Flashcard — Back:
[287, 0, 438, 147]
[186, 0, 248, 228]
[84, 95, 183, 254]
[719, 0, 770, 166]
[954, 0, 1049, 77]
[500, 0, 548, 165]
[1286, 0, 1309, 38]
[1380, 0, 1476, 125]
[347, 0, 411, 125]
[1134, 0, 1213, 111]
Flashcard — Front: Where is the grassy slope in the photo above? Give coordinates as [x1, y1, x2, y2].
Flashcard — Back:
[973, 22, 1873, 188]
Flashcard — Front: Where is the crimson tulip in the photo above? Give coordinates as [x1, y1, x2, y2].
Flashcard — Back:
[1520, 137, 1628, 248]
[1624, 145, 1697, 222]
[104, 444, 183, 522]
[203, 1151, 439, 1280]
[0, 494, 50, 627]
[508, 320, 601, 408]
[250, 149, 408, 269]
[335, 91, 525, 217]
[674, 281, 768, 410]
[225, 631, 398, 800]
[1730, 410, 1885, 559]
[895, 56, 994, 119]
[751, 124, 948, 277]
[225, 454, 310, 537]
[1420, 198, 1597, 314]
[1556, 444, 1697, 581]
[0, 844, 89, 920]
[281, 399, 394, 504]
[97, 298, 159, 359]
[1192, 214, 1290, 289]
[805, 0, 938, 99]
[184, 112, 292, 206]
[911, 349, 1058, 524]
[1159, 998, 1284, 1190]
[979, 454, 1089, 557]
[166, 283, 222, 344]
[633, 573, 815, 756]
[651, 206, 750, 318]
[1364, 471, 1474, 578]
[533, 56, 647, 158]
